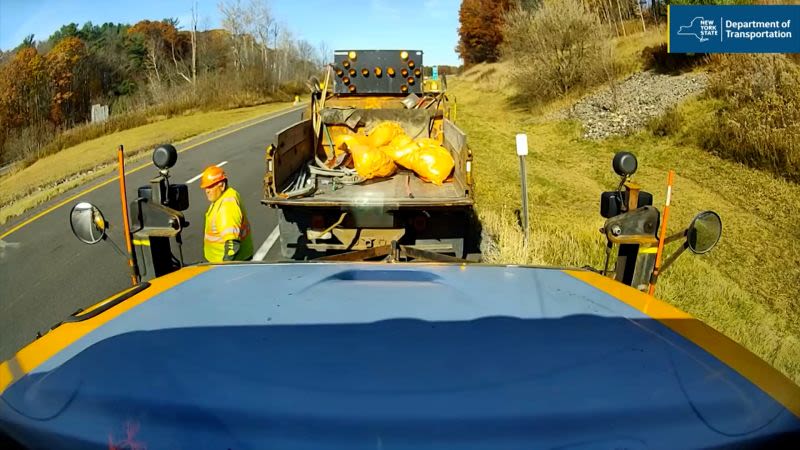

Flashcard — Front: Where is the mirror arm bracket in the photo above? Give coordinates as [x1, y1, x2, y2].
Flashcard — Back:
[663, 229, 687, 246]
[653, 242, 688, 281]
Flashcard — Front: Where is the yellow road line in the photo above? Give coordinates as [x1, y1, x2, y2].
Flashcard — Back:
[0, 105, 303, 240]
[566, 269, 800, 418]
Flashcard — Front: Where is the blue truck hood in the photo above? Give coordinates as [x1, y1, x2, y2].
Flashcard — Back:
[1, 263, 798, 449]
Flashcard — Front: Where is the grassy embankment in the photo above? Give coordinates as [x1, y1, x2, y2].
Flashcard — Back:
[0, 101, 295, 226]
[453, 29, 800, 384]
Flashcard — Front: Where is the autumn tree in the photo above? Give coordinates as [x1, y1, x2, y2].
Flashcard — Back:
[0, 47, 49, 161]
[0, 8, 327, 163]
[0, 48, 48, 129]
[456, 0, 514, 66]
[127, 19, 191, 85]
[46, 36, 89, 127]
[197, 29, 230, 74]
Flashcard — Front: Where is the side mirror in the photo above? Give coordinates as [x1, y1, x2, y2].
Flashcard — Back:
[687, 210, 722, 254]
[651, 210, 723, 287]
[69, 202, 107, 244]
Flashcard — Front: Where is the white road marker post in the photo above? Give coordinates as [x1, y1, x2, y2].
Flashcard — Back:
[516, 133, 529, 244]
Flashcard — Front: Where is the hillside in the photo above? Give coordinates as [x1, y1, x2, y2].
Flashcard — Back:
[450, 34, 800, 384]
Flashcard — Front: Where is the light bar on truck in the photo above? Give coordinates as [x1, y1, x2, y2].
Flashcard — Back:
[333, 50, 423, 94]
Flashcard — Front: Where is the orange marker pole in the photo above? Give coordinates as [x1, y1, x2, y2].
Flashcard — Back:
[649, 170, 675, 296]
[117, 145, 139, 286]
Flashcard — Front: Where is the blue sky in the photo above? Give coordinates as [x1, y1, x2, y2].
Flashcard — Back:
[0, 0, 463, 65]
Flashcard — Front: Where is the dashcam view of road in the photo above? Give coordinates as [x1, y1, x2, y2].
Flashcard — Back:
[1, 0, 799, 448]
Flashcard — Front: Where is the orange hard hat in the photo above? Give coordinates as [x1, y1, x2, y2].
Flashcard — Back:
[200, 165, 227, 188]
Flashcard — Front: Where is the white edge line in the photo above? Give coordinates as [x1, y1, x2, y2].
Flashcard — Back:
[254, 226, 280, 261]
[186, 161, 228, 184]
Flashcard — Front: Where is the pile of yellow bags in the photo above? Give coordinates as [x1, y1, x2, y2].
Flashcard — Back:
[329, 122, 455, 185]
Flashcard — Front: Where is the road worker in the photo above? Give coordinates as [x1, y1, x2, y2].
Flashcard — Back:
[200, 166, 254, 262]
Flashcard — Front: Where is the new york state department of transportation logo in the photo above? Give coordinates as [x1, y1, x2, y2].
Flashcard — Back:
[678, 17, 718, 42]
[669, 5, 799, 53]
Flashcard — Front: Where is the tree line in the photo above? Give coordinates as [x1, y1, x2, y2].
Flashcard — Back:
[0, 0, 328, 165]
[456, 0, 668, 67]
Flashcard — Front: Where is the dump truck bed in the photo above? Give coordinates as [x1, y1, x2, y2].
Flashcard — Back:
[262, 108, 473, 208]
[267, 169, 471, 208]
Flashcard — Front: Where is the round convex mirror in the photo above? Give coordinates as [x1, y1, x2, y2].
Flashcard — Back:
[687, 210, 722, 254]
[69, 202, 107, 244]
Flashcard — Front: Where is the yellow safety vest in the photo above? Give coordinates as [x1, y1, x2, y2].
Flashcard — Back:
[204, 187, 254, 262]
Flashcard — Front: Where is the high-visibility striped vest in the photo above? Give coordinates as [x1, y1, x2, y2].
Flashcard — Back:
[203, 187, 254, 262]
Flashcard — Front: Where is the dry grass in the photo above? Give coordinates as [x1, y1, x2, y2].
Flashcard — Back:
[0, 101, 294, 226]
[612, 25, 666, 75]
[450, 44, 800, 384]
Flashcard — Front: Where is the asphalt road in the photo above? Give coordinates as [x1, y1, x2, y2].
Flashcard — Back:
[0, 105, 305, 361]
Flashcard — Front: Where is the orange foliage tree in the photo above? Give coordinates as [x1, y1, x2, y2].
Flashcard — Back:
[46, 36, 88, 127]
[0, 47, 49, 159]
[0, 47, 48, 128]
[456, 0, 515, 66]
[128, 20, 191, 85]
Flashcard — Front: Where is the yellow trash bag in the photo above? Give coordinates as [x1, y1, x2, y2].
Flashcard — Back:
[406, 145, 454, 185]
[331, 134, 363, 156]
[387, 134, 413, 150]
[415, 137, 441, 147]
[380, 135, 416, 165]
[368, 121, 405, 148]
[349, 143, 397, 179]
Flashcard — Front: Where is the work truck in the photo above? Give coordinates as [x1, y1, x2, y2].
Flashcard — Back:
[262, 50, 477, 260]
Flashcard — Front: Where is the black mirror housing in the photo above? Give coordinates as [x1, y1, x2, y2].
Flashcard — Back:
[152, 144, 178, 171]
[613, 151, 638, 178]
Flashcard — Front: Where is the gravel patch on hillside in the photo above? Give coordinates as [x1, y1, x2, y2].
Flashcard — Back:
[560, 71, 708, 140]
